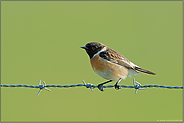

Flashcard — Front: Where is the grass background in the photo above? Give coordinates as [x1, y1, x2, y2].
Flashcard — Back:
[1, 1, 183, 122]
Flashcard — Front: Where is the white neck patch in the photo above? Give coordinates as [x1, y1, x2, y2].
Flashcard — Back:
[92, 47, 107, 58]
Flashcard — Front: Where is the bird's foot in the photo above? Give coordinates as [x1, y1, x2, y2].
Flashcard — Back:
[115, 83, 122, 90]
[97, 84, 104, 91]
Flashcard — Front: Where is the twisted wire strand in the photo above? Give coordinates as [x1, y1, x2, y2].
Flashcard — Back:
[1, 79, 183, 96]
[1, 84, 183, 89]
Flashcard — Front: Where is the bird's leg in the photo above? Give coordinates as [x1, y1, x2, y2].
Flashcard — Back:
[115, 78, 123, 90]
[97, 80, 113, 91]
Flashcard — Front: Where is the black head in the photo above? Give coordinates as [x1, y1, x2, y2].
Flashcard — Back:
[81, 42, 106, 59]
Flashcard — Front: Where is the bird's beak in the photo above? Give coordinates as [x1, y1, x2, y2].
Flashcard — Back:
[81, 46, 88, 49]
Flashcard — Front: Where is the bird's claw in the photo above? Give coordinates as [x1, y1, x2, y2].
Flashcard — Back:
[115, 84, 122, 90]
[97, 84, 104, 91]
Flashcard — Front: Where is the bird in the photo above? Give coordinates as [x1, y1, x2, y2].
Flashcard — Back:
[81, 42, 157, 91]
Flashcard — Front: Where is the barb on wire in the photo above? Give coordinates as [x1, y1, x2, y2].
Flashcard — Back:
[37, 80, 51, 96]
[1, 79, 183, 96]
[82, 80, 94, 91]
[133, 78, 146, 94]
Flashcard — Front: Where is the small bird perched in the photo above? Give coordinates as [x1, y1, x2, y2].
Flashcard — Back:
[81, 42, 157, 91]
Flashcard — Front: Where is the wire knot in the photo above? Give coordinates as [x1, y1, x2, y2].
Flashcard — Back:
[82, 80, 94, 91]
[133, 78, 146, 94]
[37, 80, 51, 96]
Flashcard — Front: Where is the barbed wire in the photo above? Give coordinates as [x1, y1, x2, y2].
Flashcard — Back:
[1, 79, 183, 96]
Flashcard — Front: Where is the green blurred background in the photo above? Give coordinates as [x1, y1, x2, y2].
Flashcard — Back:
[1, 1, 183, 122]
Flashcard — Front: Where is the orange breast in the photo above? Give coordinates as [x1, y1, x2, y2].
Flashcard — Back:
[90, 55, 129, 81]
[90, 55, 106, 72]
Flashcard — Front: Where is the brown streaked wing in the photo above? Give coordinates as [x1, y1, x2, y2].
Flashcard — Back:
[99, 49, 133, 69]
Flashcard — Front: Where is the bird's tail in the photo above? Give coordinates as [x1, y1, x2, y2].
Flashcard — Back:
[134, 66, 157, 75]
